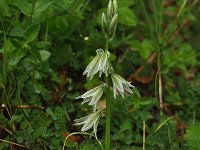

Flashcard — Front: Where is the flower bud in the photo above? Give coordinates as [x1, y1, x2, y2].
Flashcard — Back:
[107, 0, 113, 20]
[109, 14, 118, 41]
[113, 0, 117, 15]
[102, 12, 108, 37]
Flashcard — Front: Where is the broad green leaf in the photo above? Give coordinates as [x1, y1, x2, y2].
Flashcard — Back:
[33, 0, 54, 18]
[0, 0, 11, 16]
[12, 0, 32, 16]
[27, 49, 42, 63]
[139, 40, 154, 59]
[4, 39, 14, 56]
[39, 50, 51, 61]
[10, 39, 23, 48]
[9, 27, 25, 37]
[185, 125, 200, 149]
[8, 48, 26, 66]
[24, 24, 40, 42]
[118, 7, 137, 26]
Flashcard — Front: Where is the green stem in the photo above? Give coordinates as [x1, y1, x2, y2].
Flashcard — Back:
[105, 38, 109, 53]
[0, 15, 7, 103]
[45, 8, 52, 42]
[44, 20, 49, 42]
[105, 77, 111, 150]
[105, 38, 111, 150]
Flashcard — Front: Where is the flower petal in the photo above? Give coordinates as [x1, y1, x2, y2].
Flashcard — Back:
[99, 52, 108, 70]
[113, 73, 129, 83]
[83, 55, 99, 75]
[81, 97, 92, 105]
[111, 73, 135, 99]
[93, 119, 99, 137]
[83, 49, 110, 79]
[124, 84, 133, 94]
[74, 115, 89, 125]
[118, 87, 125, 98]
[113, 84, 117, 99]
[81, 111, 100, 132]
[111, 74, 124, 93]
[75, 86, 101, 99]
[89, 87, 103, 106]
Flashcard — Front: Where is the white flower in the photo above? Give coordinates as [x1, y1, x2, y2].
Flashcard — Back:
[75, 85, 105, 112]
[74, 110, 101, 137]
[111, 73, 135, 99]
[83, 49, 110, 80]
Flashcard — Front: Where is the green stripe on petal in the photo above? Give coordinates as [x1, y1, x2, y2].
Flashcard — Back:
[81, 97, 92, 105]
[74, 115, 89, 124]
[124, 84, 133, 94]
[99, 52, 108, 70]
[75, 86, 99, 99]
[81, 111, 100, 132]
[89, 87, 103, 106]
[113, 85, 117, 99]
[83, 55, 99, 75]
[113, 73, 128, 83]
[111, 74, 124, 93]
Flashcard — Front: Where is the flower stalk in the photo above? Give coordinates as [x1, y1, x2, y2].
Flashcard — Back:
[105, 72, 111, 150]
[74, 1, 135, 150]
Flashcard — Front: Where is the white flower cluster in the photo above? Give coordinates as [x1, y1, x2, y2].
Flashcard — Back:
[74, 0, 135, 138]
[111, 73, 135, 99]
[83, 49, 110, 79]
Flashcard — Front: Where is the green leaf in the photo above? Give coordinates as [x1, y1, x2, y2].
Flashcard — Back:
[39, 50, 51, 61]
[4, 39, 13, 54]
[66, 0, 85, 13]
[118, 0, 135, 7]
[24, 24, 40, 42]
[139, 40, 154, 59]
[185, 125, 200, 149]
[118, 7, 137, 26]
[8, 48, 26, 66]
[33, 0, 54, 18]
[10, 39, 23, 48]
[9, 27, 25, 37]
[46, 108, 57, 121]
[0, 0, 11, 17]
[27, 49, 42, 63]
[12, 0, 32, 16]
[16, 136, 24, 143]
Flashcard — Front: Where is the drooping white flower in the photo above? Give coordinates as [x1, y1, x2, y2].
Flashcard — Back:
[74, 110, 101, 137]
[75, 85, 105, 112]
[83, 49, 110, 80]
[111, 73, 135, 99]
